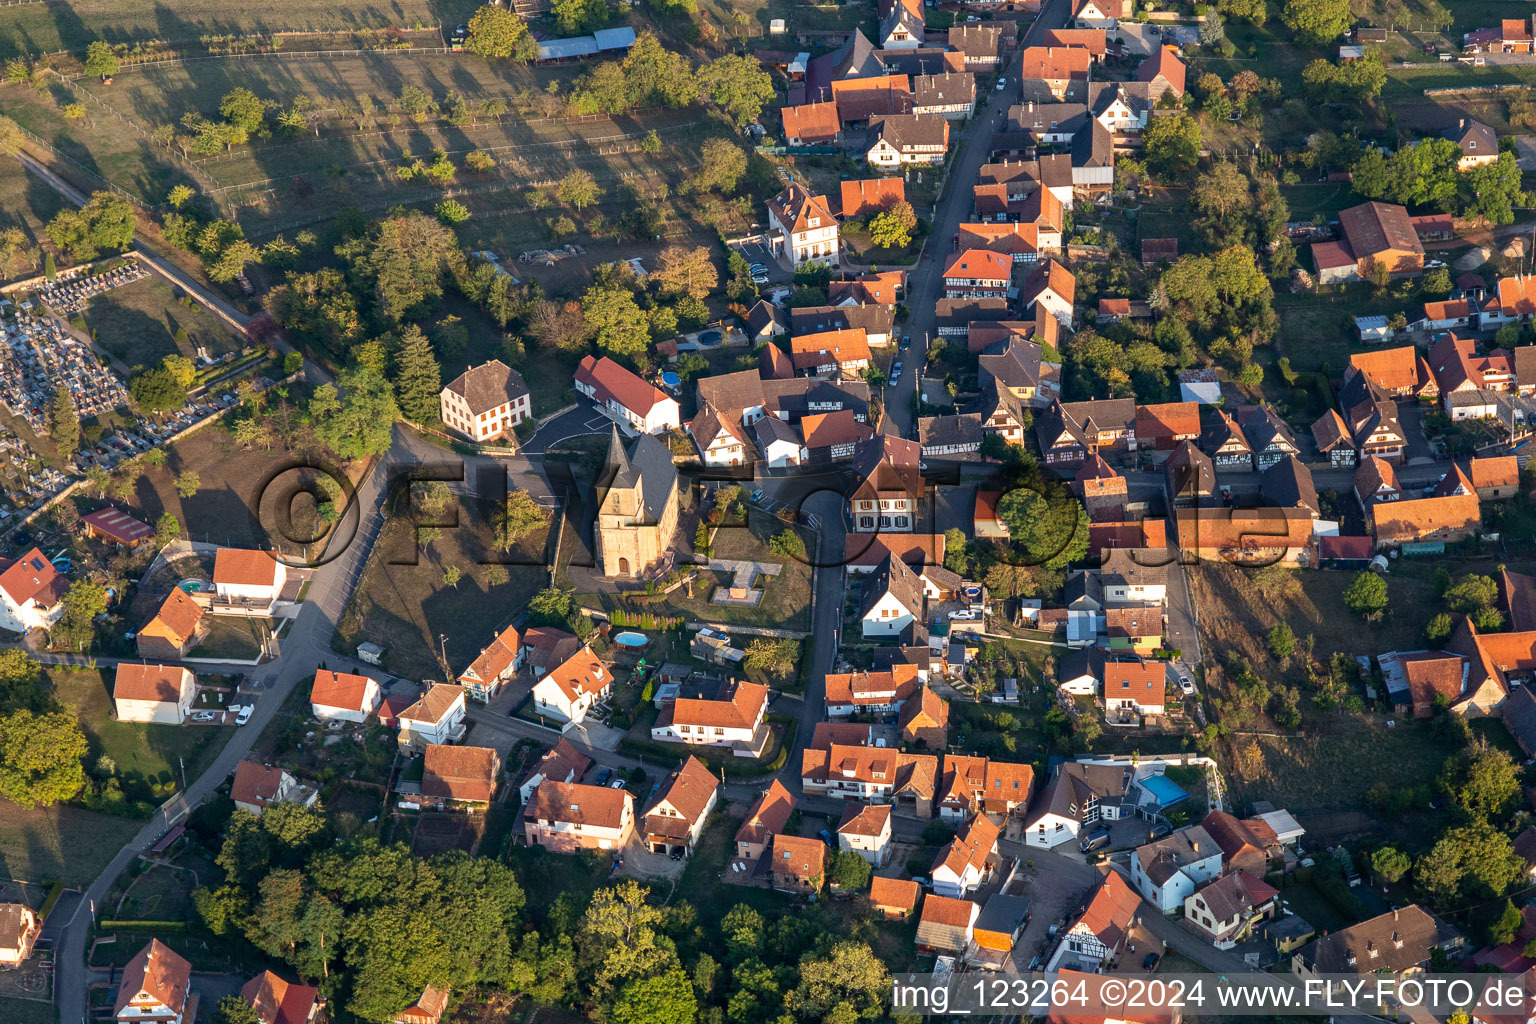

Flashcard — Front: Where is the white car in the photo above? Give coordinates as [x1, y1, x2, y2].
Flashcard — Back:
[609, 777, 626, 789]
[234, 705, 254, 726]
[190, 711, 216, 722]
[1179, 675, 1195, 695]
[950, 608, 980, 620]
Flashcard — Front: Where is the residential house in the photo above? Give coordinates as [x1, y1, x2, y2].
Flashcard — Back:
[1328, 201, 1426, 281]
[849, 434, 924, 532]
[1471, 456, 1520, 499]
[422, 744, 500, 806]
[919, 413, 983, 459]
[1072, 0, 1132, 26]
[1047, 871, 1141, 971]
[968, 893, 1035, 970]
[1200, 811, 1275, 875]
[916, 894, 981, 954]
[1042, 27, 1107, 57]
[1103, 657, 1167, 718]
[1129, 825, 1222, 913]
[899, 685, 950, 748]
[642, 756, 720, 856]
[1185, 871, 1279, 948]
[1500, 567, 1536, 631]
[1020, 259, 1076, 325]
[868, 114, 950, 167]
[1134, 402, 1201, 451]
[1057, 647, 1104, 696]
[1173, 508, 1317, 566]
[859, 554, 926, 639]
[839, 177, 906, 219]
[1311, 409, 1355, 468]
[531, 645, 611, 724]
[1035, 398, 1136, 465]
[1291, 906, 1462, 981]
[524, 780, 635, 851]
[456, 624, 523, 704]
[397, 684, 468, 752]
[1164, 441, 1216, 508]
[1105, 606, 1163, 655]
[652, 679, 770, 755]
[113, 664, 196, 725]
[1346, 346, 1438, 399]
[211, 548, 287, 610]
[913, 72, 977, 118]
[781, 101, 841, 146]
[1198, 409, 1252, 468]
[1075, 454, 1128, 522]
[870, 876, 922, 919]
[936, 755, 1035, 822]
[1024, 760, 1135, 848]
[1340, 378, 1410, 462]
[948, 24, 1002, 70]
[595, 429, 680, 578]
[831, 74, 912, 124]
[0, 903, 38, 966]
[747, 302, 789, 345]
[241, 971, 321, 1024]
[1504, 675, 1536, 757]
[1490, 275, 1536, 328]
[135, 587, 207, 661]
[82, 507, 153, 547]
[1370, 494, 1481, 549]
[231, 761, 316, 817]
[1242, 406, 1300, 470]
[523, 627, 580, 678]
[574, 355, 681, 433]
[1261, 456, 1321, 518]
[1445, 119, 1499, 171]
[837, 802, 894, 867]
[825, 665, 922, 716]
[736, 779, 796, 860]
[1136, 46, 1187, 100]
[792, 303, 896, 346]
[879, 0, 924, 49]
[1098, 549, 1168, 604]
[802, 410, 874, 462]
[935, 295, 1011, 337]
[1019, 46, 1093, 100]
[1416, 297, 1478, 332]
[1354, 456, 1402, 508]
[843, 532, 947, 573]
[829, 270, 906, 305]
[393, 986, 450, 1024]
[790, 328, 872, 377]
[309, 669, 381, 723]
[943, 249, 1013, 299]
[115, 939, 192, 1024]
[931, 813, 1001, 897]
[1463, 19, 1534, 53]
[688, 404, 749, 467]
[439, 359, 531, 441]
[978, 338, 1047, 427]
[517, 738, 591, 803]
[766, 183, 840, 267]
[768, 833, 826, 893]
[800, 743, 939, 816]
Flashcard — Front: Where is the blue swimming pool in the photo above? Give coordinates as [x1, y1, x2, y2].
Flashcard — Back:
[699, 330, 722, 344]
[1140, 773, 1189, 808]
[614, 631, 649, 648]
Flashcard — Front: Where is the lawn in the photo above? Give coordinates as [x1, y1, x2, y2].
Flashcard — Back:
[0, 157, 65, 257]
[49, 666, 234, 802]
[0, 997, 54, 1024]
[82, 276, 245, 370]
[1226, 716, 1449, 813]
[1273, 284, 1420, 374]
[115, 861, 195, 922]
[0, 803, 141, 887]
[334, 496, 552, 679]
[186, 616, 269, 660]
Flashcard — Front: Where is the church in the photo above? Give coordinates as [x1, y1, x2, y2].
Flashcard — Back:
[595, 426, 681, 579]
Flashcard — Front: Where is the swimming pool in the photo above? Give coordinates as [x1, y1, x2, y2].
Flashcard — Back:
[613, 631, 649, 648]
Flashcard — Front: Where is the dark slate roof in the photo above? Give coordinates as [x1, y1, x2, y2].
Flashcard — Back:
[1164, 440, 1215, 500]
[791, 304, 895, 338]
[860, 552, 926, 620]
[443, 359, 530, 415]
[747, 300, 788, 336]
[1502, 683, 1536, 758]
[919, 413, 983, 449]
[978, 337, 1043, 390]
[606, 427, 678, 525]
[1072, 119, 1114, 169]
[1260, 456, 1320, 517]
[1293, 906, 1459, 975]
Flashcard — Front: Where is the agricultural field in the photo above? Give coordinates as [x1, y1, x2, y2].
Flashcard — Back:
[81, 275, 244, 368]
[0, 802, 140, 887]
[0, 157, 65, 255]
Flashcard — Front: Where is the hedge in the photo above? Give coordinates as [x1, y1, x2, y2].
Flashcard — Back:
[38, 880, 65, 921]
[100, 920, 186, 931]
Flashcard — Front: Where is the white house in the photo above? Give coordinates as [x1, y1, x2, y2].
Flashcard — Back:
[1184, 870, 1279, 948]
[113, 664, 196, 725]
[641, 756, 720, 857]
[439, 359, 532, 442]
[0, 903, 39, 966]
[689, 405, 749, 467]
[531, 645, 611, 724]
[1129, 825, 1223, 913]
[0, 547, 67, 634]
[754, 416, 805, 468]
[651, 680, 768, 754]
[837, 802, 894, 867]
[115, 939, 192, 1024]
[574, 354, 682, 434]
[1097, 549, 1168, 604]
[230, 760, 317, 817]
[309, 669, 382, 723]
[1024, 761, 1135, 849]
[518, 738, 591, 804]
[931, 813, 1000, 897]
[396, 683, 468, 752]
[1046, 872, 1142, 973]
[212, 548, 288, 607]
[767, 184, 840, 268]
[456, 623, 523, 704]
[1055, 648, 1100, 696]
[859, 554, 925, 639]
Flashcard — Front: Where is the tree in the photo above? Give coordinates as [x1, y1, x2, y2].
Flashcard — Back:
[552, 0, 611, 34]
[344, 213, 464, 322]
[1445, 573, 1498, 613]
[466, 4, 538, 61]
[558, 169, 602, 210]
[697, 55, 776, 127]
[1266, 622, 1295, 661]
[768, 529, 806, 560]
[213, 995, 262, 1024]
[869, 201, 918, 249]
[995, 488, 1089, 569]
[1370, 845, 1410, 884]
[1142, 112, 1201, 178]
[1190, 161, 1252, 223]
[582, 285, 651, 358]
[312, 368, 399, 460]
[391, 325, 441, 424]
[692, 138, 748, 194]
[1282, 0, 1351, 44]
[1451, 744, 1522, 820]
[84, 41, 119, 80]
[743, 638, 798, 675]
[156, 512, 181, 544]
[528, 299, 591, 352]
[1343, 571, 1387, 617]
[47, 386, 78, 456]
[1417, 821, 1526, 901]
[130, 366, 187, 414]
[791, 941, 889, 1022]
[209, 239, 260, 283]
[1426, 612, 1453, 646]
[527, 587, 578, 630]
[1199, 8, 1225, 46]
[0, 708, 87, 807]
[1461, 151, 1527, 226]
[175, 470, 201, 498]
[47, 191, 134, 263]
[219, 88, 270, 134]
[0, 116, 22, 158]
[652, 246, 718, 301]
[826, 850, 872, 891]
[495, 491, 550, 549]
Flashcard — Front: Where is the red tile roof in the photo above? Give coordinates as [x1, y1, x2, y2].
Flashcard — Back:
[1019, 45, 1092, 81]
[422, 743, 500, 803]
[241, 970, 319, 1024]
[213, 548, 282, 588]
[116, 939, 189, 1017]
[782, 101, 841, 143]
[82, 506, 153, 544]
[230, 761, 287, 809]
[114, 663, 190, 703]
[840, 177, 906, 218]
[309, 669, 376, 712]
[0, 547, 67, 609]
[574, 355, 674, 418]
[1136, 45, 1186, 93]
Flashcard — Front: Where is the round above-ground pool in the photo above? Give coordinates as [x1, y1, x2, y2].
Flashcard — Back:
[178, 579, 206, 594]
[613, 631, 650, 648]
[699, 330, 722, 344]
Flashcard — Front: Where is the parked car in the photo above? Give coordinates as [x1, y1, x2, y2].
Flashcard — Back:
[1080, 828, 1111, 853]
[817, 828, 834, 845]
[1179, 675, 1194, 695]
[609, 778, 626, 789]
[596, 767, 612, 785]
[1143, 952, 1160, 971]
[996, 77, 1007, 90]
[751, 272, 770, 285]
[190, 711, 216, 722]
[235, 705, 253, 726]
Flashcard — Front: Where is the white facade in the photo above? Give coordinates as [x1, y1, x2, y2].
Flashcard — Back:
[1129, 845, 1223, 914]
[531, 659, 611, 725]
[760, 436, 805, 468]
[692, 422, 747, 467]
[440, 387, 530, 442]
[849, 496, 916, 532]
[113, 668, 196, 725]
[312, 678, 382, 723]
[399, 691, 468, 750]
[861, 590, 919, 638]
[769, 207, 839, 268]
[0, 591, 63, 634]
[838, 818, 893, 866]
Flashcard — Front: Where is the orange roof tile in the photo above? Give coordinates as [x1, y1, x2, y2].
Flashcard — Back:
[114, 663, 191, 703]
[840, 177, 906, 218]
[525, 779, 630, 827]
[736, 779, 796, 847]
[770, 833, 827, 881]
[1135, 402, 1201, 441]
[212, 548, 282, 588]
[115, 939, 190, 1017]
[230, 761, 287, 809]
[138, 588, 205, 648]
[540, 645, 609, 703]
[1019, 45, 1093, 80]
[870, 875, 921, 910]
[310, 669, 377, 712]
[782, 101, 841, 143]
[1471, 456, 1519, 490]
[1369, 494, 1481, 545]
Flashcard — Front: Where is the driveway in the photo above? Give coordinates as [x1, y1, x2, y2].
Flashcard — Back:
[522, 400, 615, 454]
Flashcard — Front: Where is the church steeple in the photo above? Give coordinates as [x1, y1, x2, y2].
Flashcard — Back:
[605, 422, 630, 475]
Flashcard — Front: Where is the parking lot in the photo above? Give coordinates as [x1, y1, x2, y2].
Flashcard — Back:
[728, 236, 792, 283]
[747, 486, 822, 528]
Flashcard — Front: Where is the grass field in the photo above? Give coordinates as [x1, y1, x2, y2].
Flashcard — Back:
[0, 157, 65, 252]
[0, 0, 477, 58]
[0, 997, 54, 1024]
[334, 496, 551, 679]
[83, 276, 244, 369]
[186, 616, 268, 659]
[1229, 717, 1449, 812]
[116, 861, 195, 921]
[49, 666, 233, 801]
[0, 803, 141, 887]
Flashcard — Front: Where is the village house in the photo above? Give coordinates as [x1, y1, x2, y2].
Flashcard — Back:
[0, 903, 39, 965]
[438, 359, 531, 441]
[849, 434, 924, 532]
[768, 833, 826, 894]
[868, 114, 950, 167]
[1198, 409, 1252, 468]
[456, 624, 523, 704]
[825, 664, 922, 716]
[231, 761, 317, 817]
[879, 0, 924, 49]
[831, 74, 912, 124]
[113, 664, 196, 725]
[1173, 508, 1317, 567]
[1075, 455, 1128, 522]
[1105, 606, 1163, 656]
[397, 684, 468, 752]
[1471, 456, 1520, 499]
[918, 413, 983, 459]
[949, 24, 1002, 70]
[931, 813, 1001, 897]
[859, 554, 927, 639]
[241, 970, 321, 1024]
[115, 939, 193, 1024]
[782, 101, 841, 146]
[1036, 398, 1136, 465]
[767, 183, 840, 267]
[523, 627, 580, 678]
[836, 802, 894, 866]
[1129, 825, 1222, 913]
[871, 876, 922, 920]
[1184, 871, 1279, 948]
[1046, 871, 1141, 972]
[518, 738, 591, 803]
[937, 755, 1035, 822]
[1021, 260, 1076, 326]
[839, 177, 906, 219]
[1369, 493, 1481, 549]
[900, 685, 950, 748]
[737, 779, 797, 860]
[800, 743, 938, 816]
[310, 670, 381, 723]
[916, 894, 981, 955]
[790, 328, 873, 377]
[943, 249, 1013, 300]
[1242, 406, 1300, 470]
[977, 339, 1048, 431]
[652, 679, 770, 756]
[641, 756, 720, 857]
[393, 985, 450, 1024]
[1098, 548, 1169, 605]
[574, 355, 681, 434]
[531, 645, 610, 724]
[82, 506, 153, 547]
[1445, 119, 1499, 170]
[913, 71, 977, 118]
[524, 780, 635, 851]
[1489, 275, 1536, 328]
[968, 893, 1035, 970]
[1018, 46, 1093, 100]
[1262, 456, 1321, 519]
[422, 743, 500, 807]
[688, 404, 749, 467]
[1024, 760, 1134, 848]
[1291, 906, 1462, 982]
[212, 548, 287, 611]
[1103, 657, 1167, 719]
[1164, 441, 1216, 508]
[1134, 402, 1200, 451]
[1136, 46, 1187, 101]
[1072, 0, 1132, 26]
[1315, 201, 1426, 283]
[135, 587, 207, 661]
